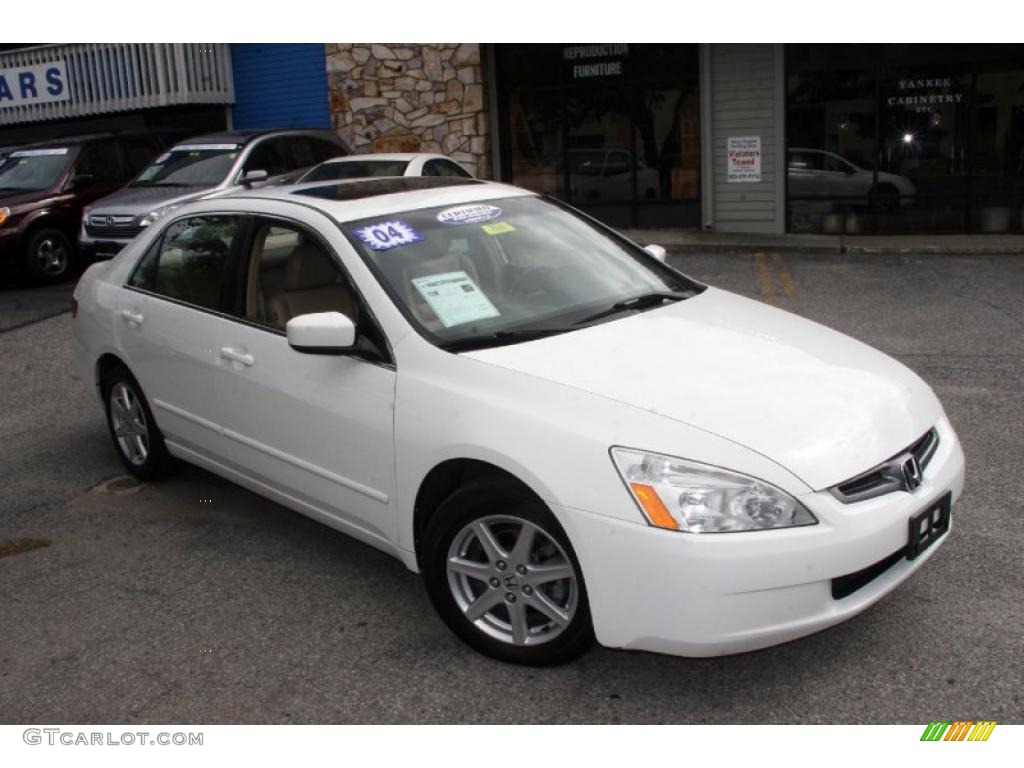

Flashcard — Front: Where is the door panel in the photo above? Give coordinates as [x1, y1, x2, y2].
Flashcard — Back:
[211, 216, 397, 542]
[210, 325, 396, 542]
[117, 213, 243, 458]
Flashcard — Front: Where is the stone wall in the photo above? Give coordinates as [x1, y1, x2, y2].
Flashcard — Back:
[325, 44, 489, 178]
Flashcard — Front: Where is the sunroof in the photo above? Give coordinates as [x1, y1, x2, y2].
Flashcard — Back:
[292, 176, 482, 201]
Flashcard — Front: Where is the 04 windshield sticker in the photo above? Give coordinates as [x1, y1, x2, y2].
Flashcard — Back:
[436, 204, 502, 225]
[353, 220, 423, 251]
[411, 270, 500, 328]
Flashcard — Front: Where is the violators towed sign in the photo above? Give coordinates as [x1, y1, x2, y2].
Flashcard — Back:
[0, 60, 69, 108]
[727, 135, 761, 183]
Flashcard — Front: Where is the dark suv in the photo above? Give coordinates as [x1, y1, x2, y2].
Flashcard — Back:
[0, 133, 168, 283]
[79, 129, 350, 262]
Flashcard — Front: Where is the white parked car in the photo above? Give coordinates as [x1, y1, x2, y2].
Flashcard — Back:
[297, 153, 473, 184]
[72, 176, 964, 666]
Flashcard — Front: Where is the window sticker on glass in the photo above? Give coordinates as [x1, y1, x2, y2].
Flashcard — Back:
[174, 144, 240, 152]
[481, 221, 515, 236]
[353, 220, 423, 251]
[436, 204, 502, 225]
[11, 148, 69, 157]
[411, 271, 501, 328]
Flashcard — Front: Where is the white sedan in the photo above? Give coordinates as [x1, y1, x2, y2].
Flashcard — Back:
[71, 176, 965, 665]
[297, 153, 473, 184]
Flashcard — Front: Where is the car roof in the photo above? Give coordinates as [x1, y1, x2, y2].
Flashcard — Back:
[318, 153, 450, 164]
[172, 129, 343, 149]
[225, 177, 534, 223]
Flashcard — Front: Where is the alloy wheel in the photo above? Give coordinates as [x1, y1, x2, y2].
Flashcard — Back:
[34, 237, 69, 276]
[446, 515, 579, 646]
[109, 382, 150, 466]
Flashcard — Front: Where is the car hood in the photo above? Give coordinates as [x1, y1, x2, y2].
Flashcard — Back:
[0, 187, 57, 208]
[87, 184, 220, 216]
[463, 287, 941, 491]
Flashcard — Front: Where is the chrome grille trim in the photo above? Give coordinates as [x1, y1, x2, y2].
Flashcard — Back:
[828, 428, 940, 504]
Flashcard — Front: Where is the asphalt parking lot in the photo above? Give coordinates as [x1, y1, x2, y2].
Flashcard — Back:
[1, 251, 1022, 724]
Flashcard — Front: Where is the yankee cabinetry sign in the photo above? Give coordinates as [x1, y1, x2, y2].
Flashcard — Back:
[0, 61, 69, 108]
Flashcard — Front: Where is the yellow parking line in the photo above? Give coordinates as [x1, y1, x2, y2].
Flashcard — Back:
[754, 252, 776, 304]
[772, 252, 797, 301]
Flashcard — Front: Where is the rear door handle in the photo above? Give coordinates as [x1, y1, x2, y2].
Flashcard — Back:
[220, 347, 255, 367]
[120, 309, 144, 326]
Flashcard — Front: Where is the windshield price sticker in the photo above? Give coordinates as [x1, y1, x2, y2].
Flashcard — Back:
[11, 148, 69, 157]
[353, 220, 423, 251]
[436, 204, 502, 225]
[173, 144, 240, 152]
[481, 222, 515, 236]
[411, 270, 501, 328]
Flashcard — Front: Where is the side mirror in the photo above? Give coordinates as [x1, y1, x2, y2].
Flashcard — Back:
[69, 173, 95, 190]
[287, 311, 356, 354]
[240, 169, 268, 187]
[644, 243, 668, 263]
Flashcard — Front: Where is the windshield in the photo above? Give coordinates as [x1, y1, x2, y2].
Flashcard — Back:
[130, 144, 239, 187]
[0, 148, 71, 192]
[304, 159, 410, 182]
[342, 195, 702, 349]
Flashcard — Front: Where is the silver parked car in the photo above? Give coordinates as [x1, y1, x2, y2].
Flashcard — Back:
[79, 129, 350, 259]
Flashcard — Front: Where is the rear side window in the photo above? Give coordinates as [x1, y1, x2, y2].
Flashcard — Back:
[129, 215, 241, 312]
[423, 159, 472, 178]
[290, 137, 346, 169]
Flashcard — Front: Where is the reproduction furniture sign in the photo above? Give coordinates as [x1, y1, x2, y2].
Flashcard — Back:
[727, 136, 761, 183]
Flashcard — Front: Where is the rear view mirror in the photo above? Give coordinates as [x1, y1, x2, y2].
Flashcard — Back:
[287, 312, 356, 354]
[644, 244, 668, 263]
[240, 169, 268, 186]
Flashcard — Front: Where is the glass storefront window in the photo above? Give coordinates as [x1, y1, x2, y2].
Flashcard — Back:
[787, 44, 1024, 234]
[497, 44, 700, 229]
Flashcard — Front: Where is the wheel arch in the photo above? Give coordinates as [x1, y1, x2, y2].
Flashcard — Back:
[411, 457, 560, 568]
[95, 352, 132, 395]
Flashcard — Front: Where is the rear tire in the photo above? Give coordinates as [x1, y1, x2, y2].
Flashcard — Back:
[422, 483, 594, 666]
[100, 366, 173, 481]
[24, 228, 76, 284]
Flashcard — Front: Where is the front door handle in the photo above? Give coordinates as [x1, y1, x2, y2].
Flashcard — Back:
[220, 347, 255, 367]
[120, 309, 144, 326]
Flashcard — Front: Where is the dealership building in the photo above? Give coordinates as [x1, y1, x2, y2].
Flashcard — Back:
[3, 43, 1022, 235]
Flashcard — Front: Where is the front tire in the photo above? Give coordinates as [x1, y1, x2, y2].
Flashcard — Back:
[25, 228, 76, 284]
[101, 366, 173, 481]
[422, 483, 594, 666]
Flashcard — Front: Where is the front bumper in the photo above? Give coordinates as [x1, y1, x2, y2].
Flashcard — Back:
[557, 416, 965, 657]
[0, 225, 20, 267]
[78, 231, 131, 261]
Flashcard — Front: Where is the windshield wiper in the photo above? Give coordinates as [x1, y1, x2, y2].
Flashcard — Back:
[440, 327, 575, 353]
[574, 291, 691, 325]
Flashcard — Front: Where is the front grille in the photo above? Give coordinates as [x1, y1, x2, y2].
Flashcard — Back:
[85, 224, 143, 239]
[829, 428, 939, 503]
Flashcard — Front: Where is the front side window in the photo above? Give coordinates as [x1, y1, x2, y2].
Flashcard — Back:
[129, 215, 240, 312]
[341, 195, 701, 349]
[131, 144, 240, 188]
[76, 141, 124, 183]
[0, 147, 71, 191]
[244, 139, 291, 177]
[240, 220, 360, 331]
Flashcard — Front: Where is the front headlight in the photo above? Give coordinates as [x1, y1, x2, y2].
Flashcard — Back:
[611, 447, 817, 533]
[137, 203, 182, 228]
[0, 207, 10, 226]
